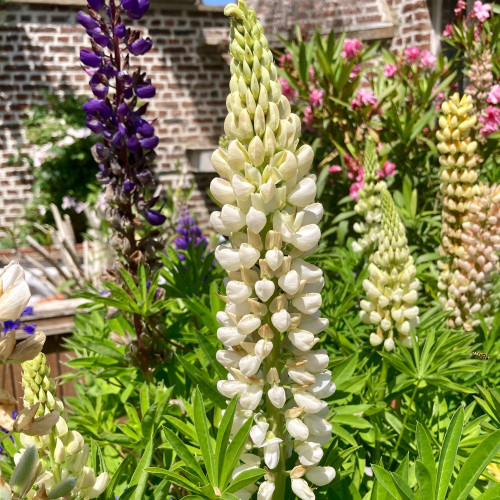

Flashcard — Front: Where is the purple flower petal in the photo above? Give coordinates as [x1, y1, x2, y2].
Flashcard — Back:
[76, 11, 99, 30]
[123, 180, 135, 192]
[22, 306, 34, 316]
[23, 324, 36, 335]
[117, 102, 130, 117]
[80, 49, 102, 68]
[122, 0, 138, 10]
[86, 117, 104, 133]
[88, 0, 105, 10]
[89, 27, 110, 47]
[114, 23, 126, 39]
[129, 37, 152, 56]
[136, 86, 156, 99]
[137, 120, 155, 137]
[145, 209, 166, 226]
[139, 136, 159, 150]
[126, 135, 140, 152]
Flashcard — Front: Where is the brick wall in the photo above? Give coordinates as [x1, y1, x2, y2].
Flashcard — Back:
[0, 0, 230, 230]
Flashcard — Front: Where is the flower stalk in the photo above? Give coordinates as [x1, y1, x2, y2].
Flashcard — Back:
[211, 2, 335, 497]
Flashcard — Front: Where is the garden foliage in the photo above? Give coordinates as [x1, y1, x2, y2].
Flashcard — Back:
[0, 0, 499, 499]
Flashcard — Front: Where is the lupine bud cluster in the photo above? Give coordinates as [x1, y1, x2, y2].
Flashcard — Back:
[211, 2, 335, 498]
[79, 0, 165, 272]
[445, 183, 500, 330]
[360, 190, 419, 351]
[174, 203, 209, 260]
[18, 353, 109, 499]
[465, 50, 494, 119]
[436, 93, 484, 328]
[352, 138, 386, 254]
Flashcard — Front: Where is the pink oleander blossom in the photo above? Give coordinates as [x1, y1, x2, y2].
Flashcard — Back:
[421, 50, 437, 68]
[309, 89, 324, 108]
[480, 105, 500, 137]
[384, 64, 397, 77]
[279, 53, 292, 68]
[404, 46, 420, 62]
[309, 65, 315, 79]
[303, 105, 314, 126]
[454, 0, 466, 15]
[350, 181, 364, 201]
[487, 84, 500, 104]
[279, 77, 298, 102]
[377, 161, 396, 179]
[342, 38, 363, 59]
[473, 1, 491, 22]
[352, 89, 377, 109]
[443, 24, 453, 37]
[350, 64, 360, 79]
[328, 165, 342, 173]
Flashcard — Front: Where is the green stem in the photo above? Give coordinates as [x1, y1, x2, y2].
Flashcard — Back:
[373, 358, 388, 464]
[388, 382, 419, 469]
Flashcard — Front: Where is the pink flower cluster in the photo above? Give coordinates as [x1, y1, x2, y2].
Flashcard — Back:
[472, 1, 491, 22]
[351, 89, 378, 109]
[384, 64, 397, 78]
[303, 105, 314, 126]
[279, 76, 298, 102]
[403, 46, 437, 68]
[309, 88, 324, 108]
[377, 161, 396, 179]
[480, 85, 500, 137]
[341, 38, 363, 59]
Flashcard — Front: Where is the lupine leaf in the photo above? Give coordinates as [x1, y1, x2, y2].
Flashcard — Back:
[215, 397, 238, 484]
[193, 388, 216, 484]
[416, 422, 436, 492]
[372, 464, 401, 499]
[224, 468, 266, 494]
[415, 461, 433, 500]
[145, 468, 204, 495]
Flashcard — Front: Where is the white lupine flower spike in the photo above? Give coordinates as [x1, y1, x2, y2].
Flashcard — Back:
[353, 137, 386, 254]
[360, 190, 419, 349]
[211, 1, 335, 497]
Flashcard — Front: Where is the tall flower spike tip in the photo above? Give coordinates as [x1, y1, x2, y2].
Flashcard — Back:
[352, 137, 386, 254]
[360, 190, 419, 351]
[212, 1, 335, 498]
[436, 93, 483, 328]
[19, 354, 109, 499]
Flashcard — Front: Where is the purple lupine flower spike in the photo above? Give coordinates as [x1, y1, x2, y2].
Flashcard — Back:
[79, 0, 166, 274]
[174, 204, 208, 261]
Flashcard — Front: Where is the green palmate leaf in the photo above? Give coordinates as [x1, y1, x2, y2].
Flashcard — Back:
[162, 425, 207, 484]
[220, 416, 253, 490]
[215, 397, 238, 483]
[145, 468, 204, 495]
[372, 464, 401, 500]
[416, 423, 436, 492]
[224, 468, 266, 494]
[436, 406, 464, 500]
[447, 430, 500, 500]
[193, 388, 216, 484]
[415, 461, 434, 500]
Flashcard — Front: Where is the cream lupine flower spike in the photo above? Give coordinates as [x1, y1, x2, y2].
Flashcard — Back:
[18, 353, 109, 499]
[211, 1, 335, 498]
[360, 190, 419, 351]
[352, 137, 386, 254]
[436, 93, 484, 329]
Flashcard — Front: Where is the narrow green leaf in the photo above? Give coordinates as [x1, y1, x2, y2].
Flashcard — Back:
[415, 461, 433, 500]
[416, 423, 436, 492]
[391, 472, 415, 500]
[215, 397, 238, 484]
[371, 464, 401, 500]
[105, 455, 132, 500]
[220, 416, 253, 490]
[224, 468, 265, 494]
[193, 388, 216, 484]
[130, 435, 154, 500]
[162, 425, 207, 484]
[436, 406, 464, 500]
[145, 468, 203, 495]
[476, 482, 500, 500]
[447, 429, 500, 500]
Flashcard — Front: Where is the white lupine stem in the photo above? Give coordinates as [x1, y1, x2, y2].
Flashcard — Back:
[212, 1, 334, 498]
[360, 190, 419, 350]
[353, 137, 386, 254]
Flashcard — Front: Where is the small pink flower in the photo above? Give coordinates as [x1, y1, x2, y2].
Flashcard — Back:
[487, 84, 500, 104]
[357, 89, 377, 106]
[341, 38, 363, 59]
[443, 24, 453, 38]
[279, 53, 292, 67]
[309, 89, 324, 108]
[480, 105, 500, 137]
[350, 64, 360, 80]
[279, 77, 298, 102]
[383, 161, 396, 177]
[404, 46, 420, 62]
[454, 0, 466, 15]
[473, 1, 491, 22]
[351, 98, 362, 109]
[303, 105, 314, 126]
[349, 181, 364, 201]
[421, 50, 437, 68]
[384, 64, 397, 78]
[309, 65, 315, 79]
[328, 165, 342, 173]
